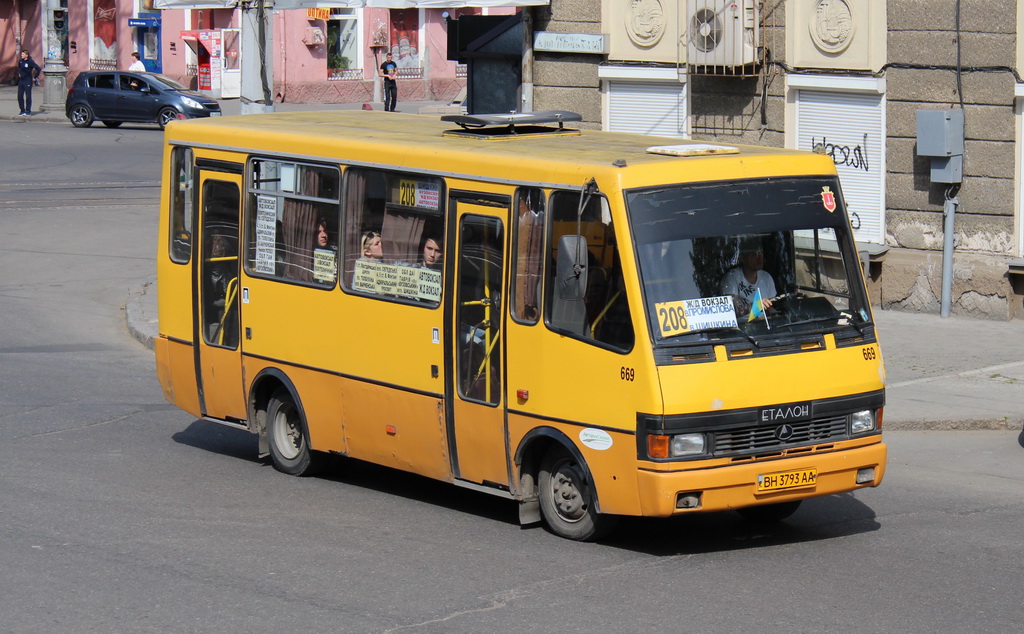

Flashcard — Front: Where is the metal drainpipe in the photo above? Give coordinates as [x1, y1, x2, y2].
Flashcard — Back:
[521, 9, 533, 113]
[940, 190, 959, 317]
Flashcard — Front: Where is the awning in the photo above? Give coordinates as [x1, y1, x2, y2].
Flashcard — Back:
[155, 0, 547, 8]
[179, 30, 222, 55]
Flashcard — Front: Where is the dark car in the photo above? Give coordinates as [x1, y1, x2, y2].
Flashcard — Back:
[66, 71, 221, 129]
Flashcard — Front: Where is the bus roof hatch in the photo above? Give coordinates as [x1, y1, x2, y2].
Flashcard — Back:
[441, 110, 582, 140]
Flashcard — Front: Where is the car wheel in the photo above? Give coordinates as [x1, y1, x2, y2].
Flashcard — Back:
[69, 104, 94, 128]
[157, 107, 181, 130]
[101, 121, 123, 128]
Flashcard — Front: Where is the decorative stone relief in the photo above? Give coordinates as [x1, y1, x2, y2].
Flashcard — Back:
[809, 0, 855, 54]
[625, 0, 667, 48]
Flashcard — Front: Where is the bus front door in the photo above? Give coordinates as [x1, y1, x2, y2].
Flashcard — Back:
[448, 198, 510, 488]
[194, 172, 247, 421]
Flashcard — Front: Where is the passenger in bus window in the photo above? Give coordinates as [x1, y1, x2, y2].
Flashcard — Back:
[312, 216, 338, 285]
[316, 217, 332, 250]
[360, 231, 383, 260]
[420, 236, 443, 270]
[720, 238, 776, 314]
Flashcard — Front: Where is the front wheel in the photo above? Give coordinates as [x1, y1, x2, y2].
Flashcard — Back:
[157, 107, 181, 130]
[69, 104, 94, 128]
[538, 446, 616, 541]
[266, 388, 323, 476]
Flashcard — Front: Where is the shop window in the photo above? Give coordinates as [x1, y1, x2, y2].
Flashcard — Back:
[389, 9, 420, 70]
[327, 9, 358, 72]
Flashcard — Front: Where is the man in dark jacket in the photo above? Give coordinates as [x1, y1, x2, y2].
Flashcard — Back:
[18, 49, 42, 117]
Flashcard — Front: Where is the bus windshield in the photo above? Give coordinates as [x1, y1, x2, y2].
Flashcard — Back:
[626, 176, 872, 345]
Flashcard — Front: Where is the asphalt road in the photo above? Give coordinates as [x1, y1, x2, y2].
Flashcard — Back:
[2, 119, 1022, 632]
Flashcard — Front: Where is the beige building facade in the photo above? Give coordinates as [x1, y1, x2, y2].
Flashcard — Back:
[530, 0, 1024, 320]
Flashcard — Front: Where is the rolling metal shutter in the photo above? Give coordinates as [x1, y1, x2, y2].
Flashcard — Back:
[795, 90, 886, 244]
[607, 81, 688, 138]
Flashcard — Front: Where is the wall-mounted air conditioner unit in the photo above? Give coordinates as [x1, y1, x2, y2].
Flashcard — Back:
[686, 0, 759, 68]
[303, 27, 326, 46]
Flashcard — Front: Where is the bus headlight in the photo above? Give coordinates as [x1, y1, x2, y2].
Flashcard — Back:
[670, 433, 706, 456]
[647, 433, 706, 459]
[850, 409, 876, 434]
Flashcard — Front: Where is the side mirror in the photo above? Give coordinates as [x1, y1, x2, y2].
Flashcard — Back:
[556, 235, 588, 301]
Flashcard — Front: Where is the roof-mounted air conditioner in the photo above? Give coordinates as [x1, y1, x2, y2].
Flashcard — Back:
[686, 0, 760, 69]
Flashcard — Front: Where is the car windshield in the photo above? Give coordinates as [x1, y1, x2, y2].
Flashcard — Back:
[626, 176, 872, 346]
[144, 74, 189, 91]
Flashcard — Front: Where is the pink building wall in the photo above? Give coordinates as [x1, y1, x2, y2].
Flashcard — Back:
[1, 0, 43, 83]
[2, 2, 516, 104]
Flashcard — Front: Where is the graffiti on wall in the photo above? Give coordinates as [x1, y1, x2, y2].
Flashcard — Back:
[811, 132, 871, 173]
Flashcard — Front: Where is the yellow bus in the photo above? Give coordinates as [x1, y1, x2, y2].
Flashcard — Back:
[155, 110, 886, 541]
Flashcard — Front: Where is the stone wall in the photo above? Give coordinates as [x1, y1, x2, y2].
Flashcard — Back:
[531, 3, 603, 129]
[275, 78, 464, 106]
[884, 0, 1018, 317]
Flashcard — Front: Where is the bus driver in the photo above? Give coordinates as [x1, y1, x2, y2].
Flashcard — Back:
[720, 238, 776, 314]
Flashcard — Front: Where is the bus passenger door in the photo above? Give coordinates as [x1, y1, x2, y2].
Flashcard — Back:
[195, 171, 247, 421]
[447, 197, 510, 488]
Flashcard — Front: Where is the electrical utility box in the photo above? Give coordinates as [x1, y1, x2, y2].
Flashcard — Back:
[916, 109, 964, 183]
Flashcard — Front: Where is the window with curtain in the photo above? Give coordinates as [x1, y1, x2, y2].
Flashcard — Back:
[342, 167, 445, 306]
[244, 158, 341, 287]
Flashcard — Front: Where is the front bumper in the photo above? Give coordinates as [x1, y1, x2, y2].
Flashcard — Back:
[636, 440, 887, 516]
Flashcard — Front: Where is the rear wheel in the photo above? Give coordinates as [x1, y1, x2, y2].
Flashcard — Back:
[736, 500, 802, 523]
[102, 121, 123, 128]
[157, 107, 181, 130]
[69, 104, 94, 128]
[266, 388, 322, 476]
[538, 446, 616, 541]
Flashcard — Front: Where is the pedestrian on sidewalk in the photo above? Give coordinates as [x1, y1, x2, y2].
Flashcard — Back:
[17, 49, 42, 117]
[380, 52, 398, 112]
[128, 51, 146, 72]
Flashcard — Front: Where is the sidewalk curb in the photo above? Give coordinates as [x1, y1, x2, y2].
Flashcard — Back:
[125, 279, 156, 351]
[885, 419, 1023, 431]
[4, 111, 66, 123]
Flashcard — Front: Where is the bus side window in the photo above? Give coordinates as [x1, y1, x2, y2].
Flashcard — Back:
[511, 187, 544, 323]
[342, 168, 444, 304]
[245, 159, 340, 287]
[169, 146, 194, 263]
[545, 191, 634, 351]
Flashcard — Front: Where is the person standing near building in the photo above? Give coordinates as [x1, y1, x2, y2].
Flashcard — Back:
[379, 52, 398, 112]
[128, 51, 146, 72]
[17, 49, 42, 117]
